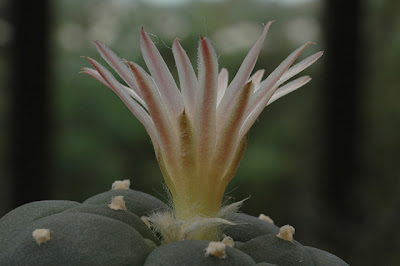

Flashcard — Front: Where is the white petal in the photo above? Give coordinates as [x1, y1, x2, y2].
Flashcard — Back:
[140, 28, 184, 119]
[268, 75, 312, 105]
[81, 67, 148, 110]
[217, 21, 274, 119]
[85, 57, 158, 144]
[125, 61, 176, 153]
[94, 41, 144, 99]
[172, 38, 198, 119]
[278, 51, 323, 85]
[196, 36, 219, 170]
[239, 42, 314, 139]
[249, 69, 265, 91]
[217, 68, 228, 106]
[213, 82, 252, 181]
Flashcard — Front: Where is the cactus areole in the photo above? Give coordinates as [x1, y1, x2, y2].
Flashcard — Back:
[0, 21, 349, 265]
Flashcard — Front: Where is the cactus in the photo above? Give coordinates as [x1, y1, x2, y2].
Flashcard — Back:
[0, 185, 348, 265]
[0, 22, 348, 265]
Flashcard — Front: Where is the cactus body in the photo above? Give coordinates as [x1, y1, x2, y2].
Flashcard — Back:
[0, 188, 348, 265]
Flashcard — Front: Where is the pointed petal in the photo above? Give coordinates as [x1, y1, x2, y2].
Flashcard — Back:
[221, 136, 247, 185]
[217, 21, 274, 117]
[85, 57, 157, 143]
[217, 68, 228, 106]
[196, 36, 218, 169]
[140, 28, 183, 118]
[172, 38, 198, 119]
[250, 42, 313, 103]
[121, 84, 148, 110]
[94, 41, 143, 98]
[214, 82, 252, 179]
[81, 67, 148, 110]
[249, 69, 265, 91]
[80, 67, 112, 89]
[268, 75, 312, 105]
[278, 51, 323, 85]
[125, 61, 176, 154]
[240, 42, 314, 139]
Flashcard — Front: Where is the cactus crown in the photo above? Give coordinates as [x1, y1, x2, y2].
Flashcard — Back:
[82, 21, 322, 240]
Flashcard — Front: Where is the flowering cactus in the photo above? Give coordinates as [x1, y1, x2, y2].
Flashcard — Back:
[0, 21, 349, 265]
[82, 21, 322, 224]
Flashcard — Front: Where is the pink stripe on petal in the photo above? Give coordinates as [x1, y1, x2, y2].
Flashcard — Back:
[126, 61, 177, 161]
[217, 68, 228, 106]
[214, 82, 252, 179]
[217, 21, 274, 118]
[95, 41, 143, 98]
[81, 67, 148, 110]
[140, 28, 183, 118]
[268, 75, 311, 105]
[81, 67, 112, 89]
[172, 38, 198, 119]
[196, 36, 218, 168]
[85, 57, 158, 144]
[220, 135, 247, 189]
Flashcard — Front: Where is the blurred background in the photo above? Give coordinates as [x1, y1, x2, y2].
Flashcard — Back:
[1, 0, 400, 264]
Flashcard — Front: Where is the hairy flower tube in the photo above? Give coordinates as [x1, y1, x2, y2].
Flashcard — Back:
[82, 21, 322, 224]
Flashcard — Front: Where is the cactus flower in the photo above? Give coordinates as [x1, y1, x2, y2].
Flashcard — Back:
[82, 21, 322, 228]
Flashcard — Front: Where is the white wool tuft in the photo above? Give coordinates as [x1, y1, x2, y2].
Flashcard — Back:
[277, 224, 295, 242]
[108, 196, 127, 211]
[221, 234, 234, 247]
[205, 241, 227, 259]
[258, 213, 274, 224]
[145, 200, 242, 244]
[111, 179, 131, 190]
[32, 229, 51, 245]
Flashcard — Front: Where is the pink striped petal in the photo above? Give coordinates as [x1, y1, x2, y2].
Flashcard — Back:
[85, 57, 158, 144]
[94, 41, 143, 98]
[217, 68, 228, 106]
[217, 21, 274, 118]
[268, 75, 312, 105]
[239, 42, 314, 139]
[196, 36, 218, 168]
[80, 67, 112, 89]
[278, 51, 323, 85]
[172, 38, 198, 119]
[140, 28, 183, 118]
[120, 85, 148, 110]
[214, 82, 252, 179]
[220, 135, 247, 188]
[125, 61, 176, 155]
[81, 67, 148, 110]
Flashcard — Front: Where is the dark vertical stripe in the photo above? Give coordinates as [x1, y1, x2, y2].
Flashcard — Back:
[10, 0, 51, 208]
[317, 0, 364, 262]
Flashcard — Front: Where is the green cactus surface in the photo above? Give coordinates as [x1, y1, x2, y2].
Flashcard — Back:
[0, 187, 348, 265]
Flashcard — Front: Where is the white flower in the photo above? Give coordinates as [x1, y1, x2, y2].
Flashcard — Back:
[82, 21, 322, 221]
